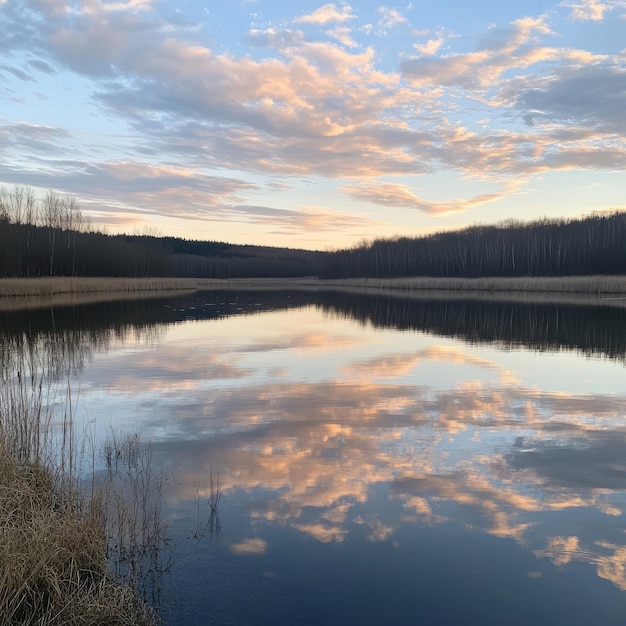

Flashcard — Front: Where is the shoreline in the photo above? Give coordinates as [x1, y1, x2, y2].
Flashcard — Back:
[1, 275, 626, 310]
[309, 275, 626, 294]
[0, 276, 206, 298]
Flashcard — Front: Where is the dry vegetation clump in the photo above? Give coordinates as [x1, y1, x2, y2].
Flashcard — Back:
[0, 370, 161, 625]
[0, 445, 159, 625]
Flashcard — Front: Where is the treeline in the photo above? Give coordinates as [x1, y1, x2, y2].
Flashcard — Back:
[320, 213, 626, 278]
[0, 186, 321, 278]
[0, 187, 170, 278]
[3, 185, 626, 280]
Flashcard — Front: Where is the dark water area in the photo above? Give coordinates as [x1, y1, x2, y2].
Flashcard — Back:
[3, 289, 626, 368]
[2, 289, 626, 625]
[319, 291, 626, 362]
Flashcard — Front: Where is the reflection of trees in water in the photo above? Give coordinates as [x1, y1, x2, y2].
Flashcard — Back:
[3, 289, 625, 381]
[0, 290, 319, 381]
[317, 292, 626, 362]
[0, 301, 165, 382]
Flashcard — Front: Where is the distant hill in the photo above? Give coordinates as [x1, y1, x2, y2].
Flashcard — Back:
[122, 235, 325, 278]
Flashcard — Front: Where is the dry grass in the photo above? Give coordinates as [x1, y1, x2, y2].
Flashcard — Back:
[0, 372, 49, 466]
[3, 275, 626, 314]
[0, 370, 162, 624]
[98, 431, 172, 606]
[0, 444, 158, 625]
[156, 274, 626, 295]
[3, 274, 626, 301]
[318, 275, 626, 294]
[0, 277, 212, 299]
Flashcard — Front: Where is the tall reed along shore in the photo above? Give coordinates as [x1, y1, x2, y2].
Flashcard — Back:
[0, 372, 164, 624]
[2, 275, 626, 301]
[0, 276, 207, 298]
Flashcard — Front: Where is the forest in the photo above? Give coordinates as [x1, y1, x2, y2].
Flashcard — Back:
[0, 187, 321, 278]
[320, 213, 626, 278]
[1, 185, 625, 280]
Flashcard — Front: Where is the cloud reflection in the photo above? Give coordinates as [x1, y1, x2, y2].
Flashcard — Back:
[149, 372, 626, 589]
[229, 538, 268, 556]
[48, 304, 626, 592]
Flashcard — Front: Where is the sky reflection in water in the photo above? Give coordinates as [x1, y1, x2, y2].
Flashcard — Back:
[4, 291, 626, 624]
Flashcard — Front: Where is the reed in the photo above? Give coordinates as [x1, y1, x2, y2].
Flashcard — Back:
[191, 469, 222, 543]
[0, 371, 162, 624]
[3, 275, 626, 304]
[98, 430, 172, 608]
[0, 445, 159, 624]
[0, 277, 213, 299]
[318, 275, 626, 294]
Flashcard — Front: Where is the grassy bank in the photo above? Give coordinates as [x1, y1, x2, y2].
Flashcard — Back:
[315, 275, 626, 294]
[0, 276, 210, 298]
[0, 374, 162, 625]
[199, 275, 626, 296]
[2, 274, 626, 304]
[0, 444, 158, 625]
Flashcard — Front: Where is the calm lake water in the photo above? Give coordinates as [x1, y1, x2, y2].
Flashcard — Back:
[3, 288, 626, 625]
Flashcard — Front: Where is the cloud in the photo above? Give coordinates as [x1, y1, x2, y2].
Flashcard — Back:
[26, 58, 56, 74]
[0, 64, 35, 82]
[25, 0, 69, 19]
[514, 65, 626, 134]
[91, 0, 155, 13]
[401, 17, 555, 90]
[247, 27, 304, 49]
[3, 0, 626, 241]
[376, 7, 408, 36]
[30, 160, 259, 220]
[413, 38, 444, 57]
[90, 38, 392, 145]
[0, 0, 440, 186]
[398, 496, 447, 524]
[93, 350, 251, 394]
[0, 124, 389, 232]
[341, 181, 514, 214]
[0, 121, 71, 157]
[46, 7, 157, 77]
[294, 3, 355, 25]
[354, 515, 395, 542]
[327, 26, 357, 48]
[232, 204, 383, 232]
[559, 0, 626, 21]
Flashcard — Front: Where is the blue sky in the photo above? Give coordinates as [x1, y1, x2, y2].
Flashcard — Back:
[1, 0, 625, 249]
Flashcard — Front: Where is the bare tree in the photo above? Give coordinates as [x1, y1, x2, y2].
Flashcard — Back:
[0, 186, 36, 225]
[41, 191, 65, 275]
[62, 195, 86, 276]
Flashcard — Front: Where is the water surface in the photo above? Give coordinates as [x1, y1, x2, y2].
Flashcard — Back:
[3, 289, 626, 625]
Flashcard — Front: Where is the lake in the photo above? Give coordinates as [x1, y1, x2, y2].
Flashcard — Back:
[3, 288, 626, 625]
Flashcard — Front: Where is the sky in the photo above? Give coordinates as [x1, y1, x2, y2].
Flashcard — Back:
[1, 0, 626, 250]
